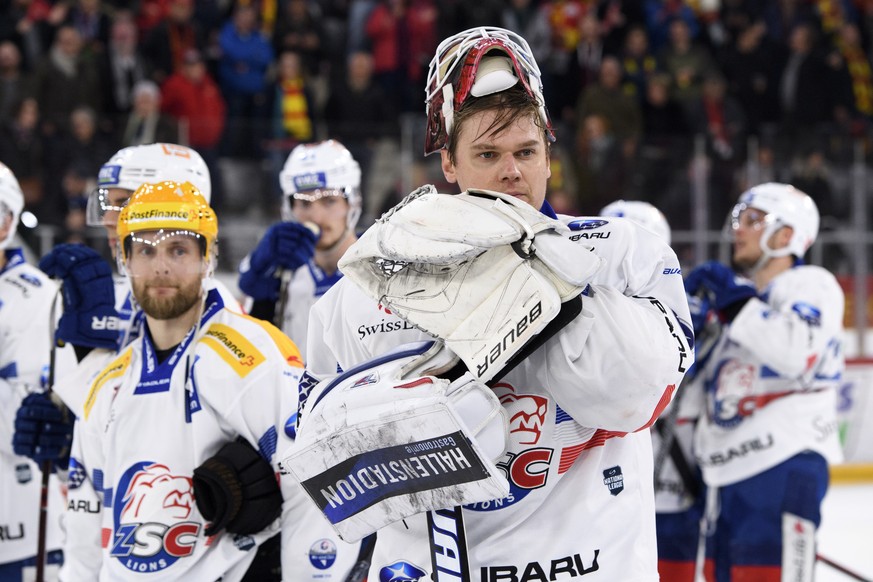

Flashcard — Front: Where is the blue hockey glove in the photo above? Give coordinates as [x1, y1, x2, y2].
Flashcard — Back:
[13, 392, 74, 470]
[39, 244, 121, 350]
[238, 222, 318, 301]
[684, 260, 756, 323]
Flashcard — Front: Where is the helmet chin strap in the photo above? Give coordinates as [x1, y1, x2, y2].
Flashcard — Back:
[745, 222, 792, 277]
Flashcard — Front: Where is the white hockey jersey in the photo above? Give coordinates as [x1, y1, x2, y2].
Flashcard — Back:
[303, 215, 694, 581]
[276, 260, 343, 355]
[0, 249, 76, 567]
[694, 265, 845, 487]
[54, 276, 241, 418]
[60, 288, 356, 581]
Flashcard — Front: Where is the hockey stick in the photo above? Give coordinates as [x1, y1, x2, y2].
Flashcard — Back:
[817, 553, 873, 582]
[35, 285, 63, 582]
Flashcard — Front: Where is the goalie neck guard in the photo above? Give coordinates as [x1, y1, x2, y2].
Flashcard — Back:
[424, 26, 554, 155]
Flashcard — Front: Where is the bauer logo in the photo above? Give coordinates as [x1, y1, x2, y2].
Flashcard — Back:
[567, 219, 609, 231]
[98, 164, 122, 186]
[602, 466, 624, 496]
[309, 539, 338, 570]
[293, 171, 327, 191]
[111, 461, 200, 573]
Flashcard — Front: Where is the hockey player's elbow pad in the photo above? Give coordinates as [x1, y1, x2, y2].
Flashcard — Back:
[193, 438, 282, 536]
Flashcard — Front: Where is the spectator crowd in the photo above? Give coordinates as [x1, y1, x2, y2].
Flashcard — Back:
[1, 0, 872, 242]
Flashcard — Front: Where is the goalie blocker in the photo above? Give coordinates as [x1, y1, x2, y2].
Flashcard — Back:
[281, 341, 509, 542]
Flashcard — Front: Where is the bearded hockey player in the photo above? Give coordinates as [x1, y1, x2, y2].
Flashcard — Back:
[686, 183, 844, 582]
[239, 139, 362, 353]
[281, 26, 694, 582]
[58, 181, 328, 581]
[0, 163, 76, 581]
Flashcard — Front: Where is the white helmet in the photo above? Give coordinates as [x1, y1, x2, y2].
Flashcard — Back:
[87, 143, 211, 226]
[600, 200, 671, 245]
[280, 140, 362, 232]
[729, 182, 819, 259]
[0, 162, 24, 249]
[424, 26, 554, 155]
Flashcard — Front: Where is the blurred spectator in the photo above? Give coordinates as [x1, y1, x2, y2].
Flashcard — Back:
[365, 0, 438, 114]
[218, 3, 273, 158]
[761, 0, 818, 44]
[644, 0, 699, 52]
[272, 0, 326, 78]
[440, 0, 503, 34]
[831, 22, 873, 122]
[60, 159, 95, 242]
[540, 0, 590, 122]
[65, 0, 112, 57]
[597, 0, 646, 55]
[574, 113, 626, 213]
[638, 72, 690, 209]
[0, 97, 44, 207]
[562, 12, 604, 123]
[0, 41, 30, 125]
[0, 0, 65, 71]
[778, 23, 835, 151]
[160, 48, 226, 207]
[659, 17, 717, 111]
[790, 146, 842, 221]
[119, 79, 179, 147]
[721, 21, 784, 136]
[265, 50, 316, 202]
[619, 25, 659, 105]
[501, 0, 551, 66]
[324, 50, 394, 210]
[42, 105, 112, 228]
[718, 0, 764, 46]
[31, 24, 102, 136]
[575, 55, 642, 160]
[97, 11, 149, 131]
[142, 0, 206, 85]
[687, 72, 747, 227]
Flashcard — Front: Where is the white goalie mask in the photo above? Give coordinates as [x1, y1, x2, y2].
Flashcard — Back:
[279, 140, 362, 233]
[600, 200, 672, 245]
[728, 182, 819, 260]
[87, 143, 211, 227]
[424, 26, 554, 155]
[0, 163, 24, 250]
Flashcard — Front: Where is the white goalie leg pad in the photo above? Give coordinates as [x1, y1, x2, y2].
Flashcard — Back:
[282, 342, 509, 543]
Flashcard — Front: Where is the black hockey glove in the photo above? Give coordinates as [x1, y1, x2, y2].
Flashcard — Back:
[193, 438, 282, 537]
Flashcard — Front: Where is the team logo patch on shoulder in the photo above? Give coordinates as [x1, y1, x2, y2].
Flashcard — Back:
[567, 219, 609, 231]
[352, 372, 379, 388]
[201, 323, 265, 377]
[84, 349, 132, 419]
[603, 466, 624, 496]
[791, 302, 822, 326]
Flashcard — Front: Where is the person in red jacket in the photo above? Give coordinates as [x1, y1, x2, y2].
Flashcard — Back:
[160, 48, 227, 209]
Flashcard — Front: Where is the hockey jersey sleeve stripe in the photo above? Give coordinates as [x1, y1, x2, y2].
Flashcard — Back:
[83, 350, 132, 419]
[200, 323, 266, 377]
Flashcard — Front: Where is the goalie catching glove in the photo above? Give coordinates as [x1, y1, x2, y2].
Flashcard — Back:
[193, 438, 283, 536]
[282, 340, 509, 542]
[338, 186, 603, 382]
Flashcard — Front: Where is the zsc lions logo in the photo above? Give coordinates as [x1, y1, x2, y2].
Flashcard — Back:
[111, 462, 200, 573]
[567, 219, 609, 231]
[309, 538, 337, 570]
[379, 560, 427, 581]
